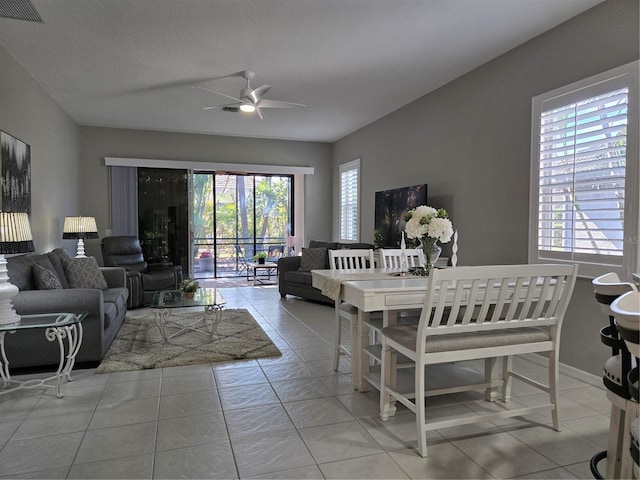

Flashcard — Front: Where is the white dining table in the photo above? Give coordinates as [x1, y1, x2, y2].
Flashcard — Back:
[312, 268, 433, 391]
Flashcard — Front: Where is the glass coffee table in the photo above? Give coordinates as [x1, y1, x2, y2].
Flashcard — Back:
[150, 288, 226, 343]
[0, 312, 87, 398]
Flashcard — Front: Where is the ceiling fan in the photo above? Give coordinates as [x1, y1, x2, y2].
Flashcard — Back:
[193, 70, 306, 119]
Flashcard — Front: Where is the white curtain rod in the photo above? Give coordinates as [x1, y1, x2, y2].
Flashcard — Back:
[104, 157, 314, 175]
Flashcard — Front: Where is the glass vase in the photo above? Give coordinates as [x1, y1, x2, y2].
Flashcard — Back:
[418, 238, 442, 270]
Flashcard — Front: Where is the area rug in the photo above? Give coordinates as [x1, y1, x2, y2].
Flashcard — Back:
[96, 308, 281, 373]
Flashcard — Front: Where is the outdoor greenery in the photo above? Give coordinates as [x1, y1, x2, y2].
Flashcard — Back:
[192, 173, 292, 262]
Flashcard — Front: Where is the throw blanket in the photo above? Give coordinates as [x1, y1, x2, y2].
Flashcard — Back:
[321, 272, 404, 301]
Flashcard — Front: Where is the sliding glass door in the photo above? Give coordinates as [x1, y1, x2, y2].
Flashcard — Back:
[137, 168, 190, 269]
[192, 172, 293, 279]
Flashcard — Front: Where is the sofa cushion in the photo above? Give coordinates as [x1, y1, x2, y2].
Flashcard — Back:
[45, 248, 71, 288]
[299, 247, 328, 272]
[7, 254, 36, 291]
[140, 269, 175, 291]
[64, 257, 108, 289]
[33, 264, 63, 290]
[309, 240, 339, 250]
[285, 270, 314, 286]
[103, 301, 118, 330]
[337, 242, 375, 250]
[103, 287, 128, 325]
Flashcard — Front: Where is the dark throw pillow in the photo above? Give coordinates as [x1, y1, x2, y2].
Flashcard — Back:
[33, 264, 63, 290]
[64, 257, 108, 289]
[298, 247, 328, 272]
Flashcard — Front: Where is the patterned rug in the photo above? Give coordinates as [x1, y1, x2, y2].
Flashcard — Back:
[96, 308, 281, 373]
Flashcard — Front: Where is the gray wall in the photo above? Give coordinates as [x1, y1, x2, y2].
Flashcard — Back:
[0, 44, 80, 254]
[332, 0, 639, 376]
[78, 126, 332, 260]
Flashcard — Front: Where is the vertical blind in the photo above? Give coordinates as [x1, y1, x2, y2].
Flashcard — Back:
[537, 87, 628, 258]
[340, 160, 359, 241]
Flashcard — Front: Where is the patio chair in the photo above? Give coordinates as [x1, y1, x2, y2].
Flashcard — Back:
[235, 244, 251, 275]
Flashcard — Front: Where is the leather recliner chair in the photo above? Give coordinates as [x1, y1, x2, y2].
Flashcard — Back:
[101, 236, 183, 308]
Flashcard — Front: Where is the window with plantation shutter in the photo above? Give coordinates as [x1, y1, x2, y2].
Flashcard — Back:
[340, 159, 360, 241]
[530, 61, 639, 279]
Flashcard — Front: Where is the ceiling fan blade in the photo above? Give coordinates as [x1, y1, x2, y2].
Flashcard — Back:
[248, 84, 271, 103]
[193, 85, 243, 103]
[256, 107, 264, 120]
[258, 99, 307, 109]
[202, 103, 241, 110]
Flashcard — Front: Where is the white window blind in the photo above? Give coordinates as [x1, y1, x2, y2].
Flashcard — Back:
[340, 159, 360, 242]
[530, 61, 639, 278]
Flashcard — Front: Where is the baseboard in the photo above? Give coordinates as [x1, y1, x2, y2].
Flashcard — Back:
[527, 353, 604, 389]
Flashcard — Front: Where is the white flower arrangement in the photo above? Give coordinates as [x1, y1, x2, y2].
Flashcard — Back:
[404, 205, 454, 243]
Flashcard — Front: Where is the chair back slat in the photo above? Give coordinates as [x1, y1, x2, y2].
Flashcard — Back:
[379, 248, 423, 268]
[504, 277, 525, 321]
[417, 264, 578, 343]
[328, 249, 375, 270]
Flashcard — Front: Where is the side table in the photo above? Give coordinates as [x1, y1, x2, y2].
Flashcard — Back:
[247, 261, 278, 286]
[0, 312, 87, 398]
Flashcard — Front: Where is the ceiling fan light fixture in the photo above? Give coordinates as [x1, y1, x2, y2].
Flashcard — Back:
[240, 103, 256, 113]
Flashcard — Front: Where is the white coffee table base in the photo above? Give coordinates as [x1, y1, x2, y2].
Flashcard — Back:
[155, 304, 225, 343]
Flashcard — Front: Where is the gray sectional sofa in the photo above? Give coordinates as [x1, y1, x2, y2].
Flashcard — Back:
[278, 240, 375, 304]
[6, 248, 128, 369]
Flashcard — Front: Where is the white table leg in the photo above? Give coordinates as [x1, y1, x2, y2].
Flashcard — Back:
[357, 310, 369, 392]
[0, 331, 10, 388]
[47, 323, 83, 397]
[204, 304, 224, 340]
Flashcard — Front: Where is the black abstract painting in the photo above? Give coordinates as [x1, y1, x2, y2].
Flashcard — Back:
[374, 184, 427, 248]
[0, 131, 31, 214]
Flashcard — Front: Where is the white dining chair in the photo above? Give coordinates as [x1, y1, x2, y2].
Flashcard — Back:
[378, 248, 423, 269]
[328, 248, 375, 370]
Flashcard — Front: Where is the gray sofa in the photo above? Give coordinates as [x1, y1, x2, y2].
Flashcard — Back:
[6, 248, 128, 369]
[278, 240, 375, 304]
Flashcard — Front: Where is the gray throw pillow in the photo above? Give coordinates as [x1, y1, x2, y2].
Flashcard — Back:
[299, 247, 328, 271]
[64, 257, 108, 289]
[33, 264, 63, 290]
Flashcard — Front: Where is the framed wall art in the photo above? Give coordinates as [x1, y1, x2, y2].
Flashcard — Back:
[0, 130, 31, 213]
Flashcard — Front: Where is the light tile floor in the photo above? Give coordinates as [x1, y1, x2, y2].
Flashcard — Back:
[0, 286, 617, 479]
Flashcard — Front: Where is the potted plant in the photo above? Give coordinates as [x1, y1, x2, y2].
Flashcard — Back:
[179, 278, 200, 299]
[253, 252, 268, 264]
[199, 250, 214, 272]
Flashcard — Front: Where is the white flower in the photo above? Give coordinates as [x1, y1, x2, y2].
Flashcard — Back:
[427, 217, 453, 243]
[404, 205, 453, 243]
[413, 205, 437, 218]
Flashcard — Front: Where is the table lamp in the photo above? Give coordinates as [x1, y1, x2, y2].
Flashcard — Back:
[63, 216, 98, 258]
[0, 212, 34, 325]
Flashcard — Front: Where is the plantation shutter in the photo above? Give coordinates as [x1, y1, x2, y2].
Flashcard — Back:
[340, 159, 360, 241]
[530, 61, 639, 278]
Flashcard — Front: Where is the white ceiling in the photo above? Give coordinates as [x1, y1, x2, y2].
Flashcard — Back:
[0, 0, 604, 143]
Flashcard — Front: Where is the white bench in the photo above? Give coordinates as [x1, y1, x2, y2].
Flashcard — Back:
[379, 263, 578, 457]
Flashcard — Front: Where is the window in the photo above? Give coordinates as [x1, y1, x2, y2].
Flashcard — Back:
[529, 61, 639, 278]
[339, 159, 360, 242]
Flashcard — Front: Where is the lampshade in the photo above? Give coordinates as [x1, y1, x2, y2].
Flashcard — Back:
[63, 216, 98, 258]
[0, 211, 34, 325]
[62, 216, 99, 239]
[0, 212, 35, 254]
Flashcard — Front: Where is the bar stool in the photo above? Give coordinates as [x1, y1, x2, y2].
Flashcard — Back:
[612, 291, 640, 479]
[590, 273, 637, 479]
